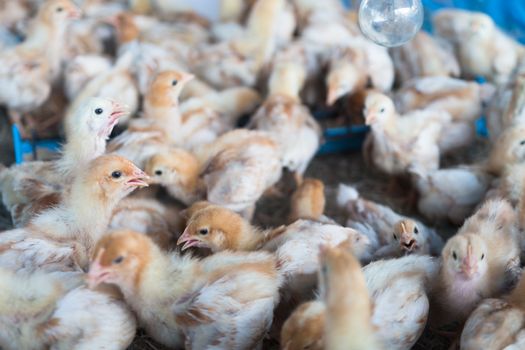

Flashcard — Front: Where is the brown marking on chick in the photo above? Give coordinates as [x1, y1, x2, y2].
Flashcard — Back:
[281, 302, 325, 350]
[146, 149, 202, 190]
[289, 178, 325, 222]
[93, 230, 153, 290]
[36, 317, 60, 338]
[114, 13, 140, 43]
[145, 71, 190, 108]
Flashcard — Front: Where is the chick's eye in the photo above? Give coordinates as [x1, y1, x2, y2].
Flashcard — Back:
[95, 108, 103, 115]
[520, 140, 525, 146]
[198, 228, 208, 235]
[111, 170, 122, 179]
[414, 227, 419, 234]
[393, 233, 397, 240]
[113, 256, 124, 264]
[155, 170, 162, 176]
[452, 251, 457, 260]
[172, 80, 178, 86]
[56, 7, 63, 12]
[481, 253, 485, 260]
[379, 108, 385, 113]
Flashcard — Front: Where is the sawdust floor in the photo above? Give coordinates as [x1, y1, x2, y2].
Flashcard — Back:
[0, 132, 490, 350]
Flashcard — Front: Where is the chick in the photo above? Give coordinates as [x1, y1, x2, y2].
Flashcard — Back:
[409, 165, 493, 225]
[289, 178, 330, 223]
[107, 69, 193, 168]
[147, 129, 282, 217]
[87, 229, 281, 349]
[363, 91, 448, 174]
[390, 31, 460, 84]
[250, 60, 321, 183]
[0, 98, 128, 226]
[394, 76, 493, 122]
[0, 268, 136, 350]
[486, 125, 525, 176]
[65, 52, 139, 127]
[431, 199, 521, 326]
[0, 0, 80, 133]
[282, 253, 439, 350]
[0, 154, 149, 273]
[460, 270, 525, 349]
[325, 45, 367, 105]
[64, 54, 112, 100]
[337, 184, 443, 257]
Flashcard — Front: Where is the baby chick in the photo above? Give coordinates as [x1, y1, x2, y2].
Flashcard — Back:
[394, 76, 493, 122]
[0, 268, 136, 350]
[430, 199, 521, 326]
[250, 59, 321, 183]
[64, 54, 112, 100]
[282, 253, 439, 350]
[289, 178, 329, 223]
[460, 269, 525, 349]
[147, 129, 282, 217]
[363, 91, 448, 174]
[0, 155, 149, 273]
[409, 165, 493, 225]
[325, 45, 367, 105]
[0, 98, 128, 226]
[390, 31, 460, 84]
[87, 229, 281, 349]
[337, 184, 443, 257]
[486, 125, 525, 176]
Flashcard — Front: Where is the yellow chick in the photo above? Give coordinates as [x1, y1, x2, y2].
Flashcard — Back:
[289, 178, 328, 223]
[87, 229, 281, 349]
[486, 125, 525, 176]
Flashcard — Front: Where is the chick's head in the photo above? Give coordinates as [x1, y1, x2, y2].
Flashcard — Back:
[88, 230, 153, 290]
[488, 126, 525, 174]
[74, 97, 128, 139]
[363, 91, 395, 125]
[146, 70, 195, 108]
[39, 0, 80, 23]
[84, 155, 149, 202]
[442, 234, 488, 281]
[178, 206, 246, 252]
[393, 219, 422, 253]
[145, 149, 200, 187]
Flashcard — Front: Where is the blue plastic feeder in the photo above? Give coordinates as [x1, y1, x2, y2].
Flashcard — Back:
[12, 124, 61, 164]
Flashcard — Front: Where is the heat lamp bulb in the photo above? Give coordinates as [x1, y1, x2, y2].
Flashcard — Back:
[358, 0, 424, 47]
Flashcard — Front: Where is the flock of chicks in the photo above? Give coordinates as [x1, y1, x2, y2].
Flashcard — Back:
[2, 0, 525, 349]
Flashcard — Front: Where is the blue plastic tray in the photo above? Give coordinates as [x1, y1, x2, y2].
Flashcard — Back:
[12, 124, 61, 164]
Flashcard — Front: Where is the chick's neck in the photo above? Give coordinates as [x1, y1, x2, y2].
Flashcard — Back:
[56, 129, 107, 178]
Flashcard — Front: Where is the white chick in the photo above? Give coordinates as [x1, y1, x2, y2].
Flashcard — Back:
[431, 199, 521, 326]
[409, 165, 493, 225]
[282, 254, 439, 350]
[64, 54, 112, 100]
[0, 268, 136, 350]
[390, 31, 460, 83]
[337, 184, 443, 257]
[250, 60, 321, 184]
[363, 91, 448, 174]
[87, 229, 281, 349]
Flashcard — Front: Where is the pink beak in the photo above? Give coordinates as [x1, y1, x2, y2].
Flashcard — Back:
[177, 228, 203, 251]
[87, 250, 110, 289]
[365, 113, 376, 125]
[110, 101, 129, 123]
[461, 246, 478, 278]
[67, 7, 82, 20]
[126, 168, 150, 188]
[400, 233, 417, 252]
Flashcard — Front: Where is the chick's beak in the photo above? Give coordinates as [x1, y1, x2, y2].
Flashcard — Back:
[177, 229, 203, 251]
[127, 168, 149, 188]
[400, 233, 417, 252]
[87, 253, 110, 289]
[181, 73, 195, 85]
[365, 113, 376, 125]
[110, 101, 129, 123]
[67, 7, 81, 19]
[461, 250, 478, 278]
[326, 88, 341, 106]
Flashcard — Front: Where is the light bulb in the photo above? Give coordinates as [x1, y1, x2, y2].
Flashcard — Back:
[358, 0, 423, 47]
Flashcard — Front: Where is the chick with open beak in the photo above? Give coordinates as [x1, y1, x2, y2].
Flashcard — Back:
[393, 219, 419, 253]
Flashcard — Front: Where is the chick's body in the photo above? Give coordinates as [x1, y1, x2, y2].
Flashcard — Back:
[88, 230, 281, 349]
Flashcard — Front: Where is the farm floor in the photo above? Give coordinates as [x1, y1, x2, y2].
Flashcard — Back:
[0, 119, 489, 348]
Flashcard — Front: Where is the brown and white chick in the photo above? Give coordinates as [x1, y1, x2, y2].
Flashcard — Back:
[363, 91, 448, 174]
[289, 178, 332, 223]
[87, 229, 281, 349]
[486, 125, 525, 176]
[0, 154, 149, 273]
[337, 184, 443, 257]
[460, 269, 525, 349]
[0, 98, 127, 226]
[250, 60, 321, 183]
[0, 0, 79, 130]
[325, 45, 367, 105]
[147, 129, 283, 217]
[107, 69, 193, 168]
[430, 199, 521, 327]
[282, 251, 439, 350]
[0, 268, 136, 350]
[65, 52, 138, 127]
[409, 165, 493, 225]
[394, 76, 494, 122]
[390, 31, 460, 84]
